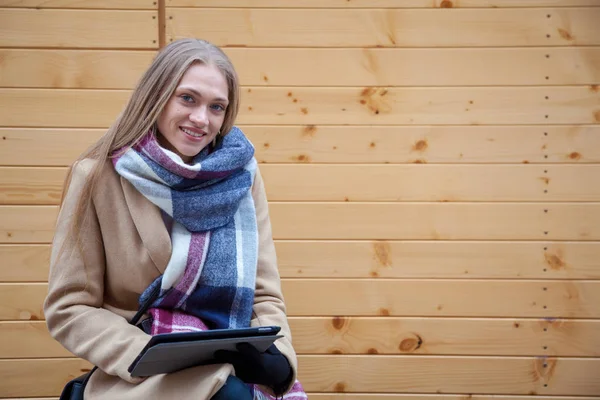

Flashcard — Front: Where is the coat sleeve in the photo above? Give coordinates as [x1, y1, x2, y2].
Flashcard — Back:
[250, 167, 298, 392]
[43, 160, 151, 383]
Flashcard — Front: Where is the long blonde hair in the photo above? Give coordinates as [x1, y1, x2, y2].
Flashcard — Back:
[62, 38, 240, 241]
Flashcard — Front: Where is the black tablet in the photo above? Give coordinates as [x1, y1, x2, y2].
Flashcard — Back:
[128, 326, 282, 377]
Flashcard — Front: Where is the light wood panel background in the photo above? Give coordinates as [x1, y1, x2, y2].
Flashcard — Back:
[0, 0, 599, 399]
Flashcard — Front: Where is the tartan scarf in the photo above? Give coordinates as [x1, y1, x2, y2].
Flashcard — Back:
[113, 128, 307, 399]
[113, 127, 258, 332]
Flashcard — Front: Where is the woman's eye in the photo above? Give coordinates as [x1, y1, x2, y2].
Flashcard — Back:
[211, 104, 226, 112]
[181, 94, 194, 103]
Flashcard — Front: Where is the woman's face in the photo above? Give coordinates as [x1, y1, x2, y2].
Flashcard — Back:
[156, 62, 229, 163]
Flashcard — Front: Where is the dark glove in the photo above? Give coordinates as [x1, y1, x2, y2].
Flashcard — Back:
[214, 343, 292, 396]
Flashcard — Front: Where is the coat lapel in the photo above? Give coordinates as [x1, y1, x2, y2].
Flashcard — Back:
[121, 177, 171, 275]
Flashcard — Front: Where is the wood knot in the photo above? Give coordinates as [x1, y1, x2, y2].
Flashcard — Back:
[331, 316, 347, 330]
[413, 140, 428, 152]
[568, 152, 581, 160]
[330, 348, 343, 354]
[544, 252, 566, 270]
[399, 335, 423, 352]
[373, 241, 392, 267]
[334, 382, 346, 392]
[557, 28, 574, 41]
[295, 154, 311, 163]
[300, 107, 308, 115]
[303, 125, 317, 136]
[367, 348, 379, 354]
[514, 322, 520, 328]
[378, 308, 390, 316]
[440, 0, 453, 7]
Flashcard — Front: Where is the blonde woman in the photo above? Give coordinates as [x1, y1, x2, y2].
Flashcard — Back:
[44, 39, 305, 400]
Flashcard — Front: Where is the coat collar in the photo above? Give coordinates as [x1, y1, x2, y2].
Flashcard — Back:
[120, 177, 172, 275]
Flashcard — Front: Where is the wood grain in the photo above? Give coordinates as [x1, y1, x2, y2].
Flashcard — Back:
[3, 241, 598, 282]
[2, 87, 598, 127]
[166, 0, 600, 7]
[0, 0, 157, 8]
[297, 356, 600, 395]
[0, 206, 58, 243]
[0, 49, 154, 89]
[274, 241, 600, 280]
[1, 357, 599, 396]
[3, 318, 599, 358]
[2, 165, 599, 205]
[0, 245, 50, 282]
[223, 47, 600, 86]
[2, 203, 599, 243]
[268, 203, 600, 241]
[166, 8, 600, 47]
[0, 9, 158, 49]
[2, 280, 599, 320]
[2, 126, 599, 166]
[281, 280, 600, 318]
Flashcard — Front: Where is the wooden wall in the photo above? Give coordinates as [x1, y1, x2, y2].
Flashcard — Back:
[1, 0, 600, 398]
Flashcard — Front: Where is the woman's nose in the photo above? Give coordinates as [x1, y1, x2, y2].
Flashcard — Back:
[189, 107, 209, 126]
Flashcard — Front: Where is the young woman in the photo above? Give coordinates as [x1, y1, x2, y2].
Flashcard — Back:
[44, 38, 305, 400]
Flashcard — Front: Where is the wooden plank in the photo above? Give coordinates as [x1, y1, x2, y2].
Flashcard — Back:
[250, 125, 600, 164]
[4, 317, 599, 358]
[268, 203, 600, 241]
[0, 358, 92, 397]
[0, 9, 158, 49]
[0, 89, 129, 128]
[0, 129, 103, 166]
[0, 206, 57, 243]
[0, 49, 155, 89]
[0, 245, 50, 282]
[167, 0, 600, 7]
[3, 280, 600, 320]
[3, 203, 600, 243]
[1, 165, 598, 204]
[2, 87, 599, 127]
[0, 283, 46, 320]
[2, 126, 600, 166]
[289, 317, 600, 357]
[276, 241, 600, 279]
[0, 167, 65, 205]
[0, 322, 70, 358]
[0, 0, 157, 8]
[224, 47, 600, 86]
[297, 356, 600, 395]
[261, 165, 600, 202]
[238, 86, 600, 125]
[2, 357, 599, 396]
[166, 8, 600, 47]
[281, 280, 600, 318]
[3, 241, 599, 282]
[3, 165, 600, 205]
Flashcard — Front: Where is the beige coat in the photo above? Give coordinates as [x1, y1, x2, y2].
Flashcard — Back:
[44, 159, 297, 399]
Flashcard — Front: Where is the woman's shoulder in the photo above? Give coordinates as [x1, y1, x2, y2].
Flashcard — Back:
[68, 157, 119, 187]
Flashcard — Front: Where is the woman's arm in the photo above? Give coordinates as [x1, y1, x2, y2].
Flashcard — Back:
[43, 160, 151, 383]
[250, 167, 298, 392]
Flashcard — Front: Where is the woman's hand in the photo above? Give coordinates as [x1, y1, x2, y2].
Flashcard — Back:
[214, 343, 292, 396]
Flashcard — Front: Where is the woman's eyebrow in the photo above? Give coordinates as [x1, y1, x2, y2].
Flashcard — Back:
[178, 86, 228, 103]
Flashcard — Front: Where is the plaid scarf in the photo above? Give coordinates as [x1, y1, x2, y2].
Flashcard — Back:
[113, 127, 258, 331]
[113, 128, 307, 399]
